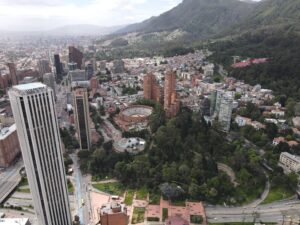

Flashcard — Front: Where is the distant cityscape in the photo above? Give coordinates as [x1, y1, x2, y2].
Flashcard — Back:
[0, 0, 300, 224]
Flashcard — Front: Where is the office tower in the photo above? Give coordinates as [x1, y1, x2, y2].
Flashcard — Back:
[68, 70, 87, 83]
[143, 73, 162, 103]
[218, 94, 233, 132]
[54, 54, 63, 82]
[69, 46, 83, 70]
[6, 62, 18, 86]
[68, 62, 77, 71]
[112, 60, 125, 74]
[73, 88, 90, 150]
[164, 71, 180, 118]
[43, 73, 56, 100]
[38, 59, 51, 77]
[85, 62, 94, 80]
[9, 83, 72, 225]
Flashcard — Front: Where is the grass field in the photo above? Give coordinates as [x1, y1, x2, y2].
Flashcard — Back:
[92, 182, 125, 196]
[16, 188, 30, 193]
[262, 187, 294, 204]
[136, 187, 148, 200]
[149, 193, 160, 205]
[124, 189, 135, 205]
[131, 207, 145, 224]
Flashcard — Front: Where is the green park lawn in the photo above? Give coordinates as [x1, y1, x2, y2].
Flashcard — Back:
[16, 188, 31, 193]
[92, 182, 125, 196]
[136, 187, 148, 200]
[131, 207, 145, 224]
[149, 193, 160, 205]
[262, 187, 295, 204]
[124, 189, 135, 205]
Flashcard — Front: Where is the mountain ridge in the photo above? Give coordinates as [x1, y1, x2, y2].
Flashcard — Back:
[117, 0, 257, 38]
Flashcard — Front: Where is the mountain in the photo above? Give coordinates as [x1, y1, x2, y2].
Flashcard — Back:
[208, 0, 300, 99]
[231, 0, 300, 34]
[46, 24, 126, 36]
[117, 0, 257, 38]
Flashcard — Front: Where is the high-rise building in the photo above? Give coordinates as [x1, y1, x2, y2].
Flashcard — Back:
[6, 62, 18, 86]
[9, 83, 72, 225]
[69, 46, 83, 70]
[54, 54, 63, 82]
[112, 60, 125, 74]
[218, 94, 233, 132]
[43, 73, 56, 100]
[68, 62, 77, 71]
[85, 62, 94, 80]
[73, 88, 90, 150]
[164, 71, 180, 118]
[38, 59, 51, 77]
[143, 73, 162, 103]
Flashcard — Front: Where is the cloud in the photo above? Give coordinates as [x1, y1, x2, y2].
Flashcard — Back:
[0, 0, 182, 31]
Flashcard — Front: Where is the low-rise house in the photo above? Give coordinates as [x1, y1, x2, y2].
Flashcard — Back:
[235, 116, 252, 127]
[273, 137, 286, 146]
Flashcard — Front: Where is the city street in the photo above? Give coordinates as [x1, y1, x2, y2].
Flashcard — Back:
[0, 158, 24, 203]
[71, 153, 93, 225]
[206, 198, 300, 223]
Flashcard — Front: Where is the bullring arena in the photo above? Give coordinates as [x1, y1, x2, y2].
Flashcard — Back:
[114, 105, 153, 131]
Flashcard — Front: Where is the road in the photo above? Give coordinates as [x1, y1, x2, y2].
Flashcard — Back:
[0, 158, 24, 203]
[206, 198, 300, 223]
[71, 153, 92, 225]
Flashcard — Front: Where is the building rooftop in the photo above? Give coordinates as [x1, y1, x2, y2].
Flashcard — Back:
[0, 218, 29, 225]
[0, 124, 16, 141]
[281, 152, 300, 163]
[100, 202, 126, 215]
[13, 82, 46, 91]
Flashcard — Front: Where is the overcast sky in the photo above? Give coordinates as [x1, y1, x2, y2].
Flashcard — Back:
[0, 0, 184, 31]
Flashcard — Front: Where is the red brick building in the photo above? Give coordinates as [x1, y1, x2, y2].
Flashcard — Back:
[69, 46, 83, 70]
[90, 77, 98, 90]
[143, 73, 162, 103]
[100, 202, 128, 225]
[7, 62, 18, 86]
[0, 124, 21, 168]
[164, 71, 180, 118]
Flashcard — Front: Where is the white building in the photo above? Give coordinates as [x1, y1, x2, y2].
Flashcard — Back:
[0, 218, 30, 225]
[235, 116, 252, 127]
[279, 152, 300, 173]
[9, 83, 72, 225]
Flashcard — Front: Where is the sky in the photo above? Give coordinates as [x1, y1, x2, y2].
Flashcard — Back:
[0, 0, 183, 31]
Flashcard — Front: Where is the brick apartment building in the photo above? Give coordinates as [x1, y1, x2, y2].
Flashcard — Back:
[0, 124, 21, 167]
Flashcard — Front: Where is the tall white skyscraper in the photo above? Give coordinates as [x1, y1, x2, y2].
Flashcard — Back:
[9, 83, 72, 225]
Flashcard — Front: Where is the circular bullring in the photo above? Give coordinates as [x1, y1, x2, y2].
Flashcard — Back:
[119, 105, 153, 123]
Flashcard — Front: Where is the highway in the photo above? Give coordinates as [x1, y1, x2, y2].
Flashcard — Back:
[206, 198, 300, 223]
[0, 158, 24, 203]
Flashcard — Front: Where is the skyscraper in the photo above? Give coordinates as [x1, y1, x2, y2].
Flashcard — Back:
[43, 73, 56, 100]
[143, 73, 162, 103]
[6, 62, 18, 86]
[9, 83, 72, 225]
[38, 59, 51, 77]
[73, 88, 90, 150]
[69, 46, 83, 70]
[164, 71, 180, 118]
[54, 54, 63, 82]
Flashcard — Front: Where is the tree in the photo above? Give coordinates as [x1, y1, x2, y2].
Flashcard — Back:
[160, 183, 185, 201]
[265, 123, 278, 140]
